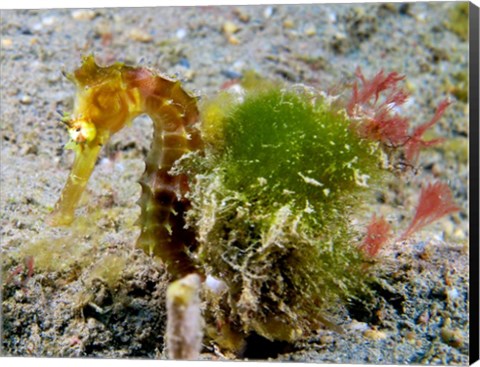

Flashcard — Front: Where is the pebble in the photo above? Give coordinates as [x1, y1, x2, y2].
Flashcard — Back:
[227, 35, 240, 45]
[222, 21, 239, 35]
[414, 13, 427, 23]
[405, 80, 416, 93]
[129, 28, 153, 43]
[71, 9, 96, 21]
[327, 12, 337, 23]
[263, 6, 274, 19]
[440, 327, 464, 348]
[232, 60, 245, 71]
[19, 94, 32, 105]
[417, 309, 430, 325]
[221, 69, 242, 80]
[1, 38, 13, 48]
[405, 331, 416, 343]
[205, 275, 227, 294]
[20, 27, 33, 35]
[452, 228, 466, 241]
[42, 16, 56, 26]
[222, 21, 241, 45]
[283, 18, 295, 29]
[21, 144, 37, 155]
[431, 163, 442, 177]
[349, 320, 369, 332]
[178, 58, 190, 69]
[32, 23, 43, 32]
[319, 334, 334, 344]
[234, 8, 250, 23]
[304, 25, 317, 36]
[364, 329, 387, 340]
[113, 14, 123, 23]
[331, 32, 348, 53]
[183, 70, 195, 81]
[176, 28, 187, 39]
[446, 287, 460, 301]
[441, 220, 454, 237]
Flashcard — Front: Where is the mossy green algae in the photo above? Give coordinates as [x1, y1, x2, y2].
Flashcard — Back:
[179, 86, 388, 344]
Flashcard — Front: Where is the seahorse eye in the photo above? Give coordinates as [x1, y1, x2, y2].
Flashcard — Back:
[68, 119, 97, 144]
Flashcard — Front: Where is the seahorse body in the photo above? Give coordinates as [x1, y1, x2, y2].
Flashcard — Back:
[48, 55, 201, 278]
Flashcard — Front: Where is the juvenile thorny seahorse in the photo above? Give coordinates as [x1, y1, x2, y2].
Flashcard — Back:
[48, 55, 202, 278]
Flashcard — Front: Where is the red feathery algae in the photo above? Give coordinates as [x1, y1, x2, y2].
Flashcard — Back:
[347, 68, 450, 164]
[360, 215, 392, 257]
[400, 181, 460, 241]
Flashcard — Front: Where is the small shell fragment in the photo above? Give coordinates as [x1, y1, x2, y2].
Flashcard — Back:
[222, 21, 240, 35]
[129, 28, 153, 43]
[283, 18, 295, 29]
[304, 25, 317, 36]
[364, 328, 387, 340]
[71, 10, 96, 21]
[1, 38, 13, 48]
[440, 327, 464, 348]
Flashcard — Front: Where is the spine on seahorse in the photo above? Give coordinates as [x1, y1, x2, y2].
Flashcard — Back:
[48, 55, 202, 278]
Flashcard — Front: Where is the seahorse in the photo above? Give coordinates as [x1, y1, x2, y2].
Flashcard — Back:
[48, 55, 202, 278]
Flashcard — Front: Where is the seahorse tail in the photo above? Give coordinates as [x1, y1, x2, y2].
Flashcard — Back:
[135, 74, 202, 278]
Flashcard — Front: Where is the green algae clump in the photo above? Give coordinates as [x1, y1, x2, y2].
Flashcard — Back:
[178, 85, 388, 346]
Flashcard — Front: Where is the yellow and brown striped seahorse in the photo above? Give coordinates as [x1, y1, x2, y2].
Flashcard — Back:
[48, 55, 202, 278]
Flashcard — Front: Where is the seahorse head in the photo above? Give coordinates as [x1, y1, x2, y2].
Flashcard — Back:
[65, 55, 142, 139]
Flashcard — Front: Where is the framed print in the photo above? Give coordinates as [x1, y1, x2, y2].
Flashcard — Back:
[1, 1, 478, 365]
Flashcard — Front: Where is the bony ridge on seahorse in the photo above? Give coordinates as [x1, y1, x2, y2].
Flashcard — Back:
[48, 55, 202, 278]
